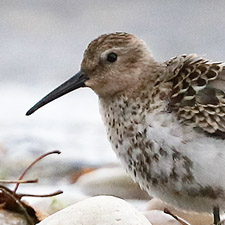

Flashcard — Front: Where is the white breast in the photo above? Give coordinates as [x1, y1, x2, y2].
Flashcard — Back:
[99, 97, 225, 212]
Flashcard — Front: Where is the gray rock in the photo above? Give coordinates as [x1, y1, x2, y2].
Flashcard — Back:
[0, 209, 28, 225]
[76, 167, 150, 199]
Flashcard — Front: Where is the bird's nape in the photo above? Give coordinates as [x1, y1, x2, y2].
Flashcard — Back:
[26, 70, 89, 116]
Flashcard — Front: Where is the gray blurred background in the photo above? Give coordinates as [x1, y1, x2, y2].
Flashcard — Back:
[1, 0, 225, 178]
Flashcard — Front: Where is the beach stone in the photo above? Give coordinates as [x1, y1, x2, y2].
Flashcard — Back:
[0, 209, 28, 225]
[38, 195, 152, 225]
[76, 167, 150, 199]
[146, 198, 213, 225]
[143, 210, 185, 225]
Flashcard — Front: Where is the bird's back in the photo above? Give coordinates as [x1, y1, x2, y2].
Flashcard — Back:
[166, 54, 225, 137]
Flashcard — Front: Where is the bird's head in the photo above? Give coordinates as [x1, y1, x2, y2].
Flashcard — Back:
[26, 32, 155, 116]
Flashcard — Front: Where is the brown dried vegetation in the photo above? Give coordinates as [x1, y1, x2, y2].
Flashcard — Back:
[0, 151, 63, 225]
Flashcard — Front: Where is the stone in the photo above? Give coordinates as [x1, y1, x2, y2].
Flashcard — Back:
[143, 210, 186, 225]
[145, 198, 213, 225]
[0, 209, 28, 225]
[38, 196, 152, 225]
[76, 167, 150, 199]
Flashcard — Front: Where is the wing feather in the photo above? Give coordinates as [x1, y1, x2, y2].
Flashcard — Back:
[166, 54, 225, 137]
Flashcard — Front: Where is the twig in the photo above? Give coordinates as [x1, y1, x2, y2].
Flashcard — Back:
[14, 150, 61, 193]
[0, 184, 14, 194]
[0, 179, 38, 184]
[0, 186, 34, 225]
[18, 190, 63, 198]
[164, 208, 190, 225]
[0, 150, 62, 224]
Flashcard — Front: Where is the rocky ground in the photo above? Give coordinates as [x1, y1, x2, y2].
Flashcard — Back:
[0, 162, 215, 225]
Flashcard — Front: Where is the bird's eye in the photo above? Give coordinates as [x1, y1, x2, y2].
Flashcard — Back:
[106, 52, 117, 63]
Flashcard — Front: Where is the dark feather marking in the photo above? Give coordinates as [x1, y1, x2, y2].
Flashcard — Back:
[166, 55, 225, 137]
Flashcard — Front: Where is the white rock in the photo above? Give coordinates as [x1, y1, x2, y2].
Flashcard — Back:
[76, 167, 150, 199]
[143, 210, 186, 225]
[38, 196, 152, 225]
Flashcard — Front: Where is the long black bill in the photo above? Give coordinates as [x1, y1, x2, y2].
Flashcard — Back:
[26, 70, 89, 116]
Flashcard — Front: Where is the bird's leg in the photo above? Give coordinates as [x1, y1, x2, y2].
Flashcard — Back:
[213, 206, 220, 225]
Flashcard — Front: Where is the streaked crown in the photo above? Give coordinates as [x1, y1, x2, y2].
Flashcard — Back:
[81, 32, 155, 97]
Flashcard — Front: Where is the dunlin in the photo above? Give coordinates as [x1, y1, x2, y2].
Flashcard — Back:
[26, 32, 225, 224]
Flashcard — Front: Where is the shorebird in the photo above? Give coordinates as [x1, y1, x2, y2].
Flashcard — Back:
[26, 32, 225, 224]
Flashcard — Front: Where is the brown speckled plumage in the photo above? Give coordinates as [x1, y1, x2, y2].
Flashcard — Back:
[166, 54, 225, 135]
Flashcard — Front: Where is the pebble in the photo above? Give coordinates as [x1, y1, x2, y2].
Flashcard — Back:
[0, 209, 28, 225]
[76, 167, 150, 199]
[145, 198, 213, 225]
[38, 195, 152, 225]
[143, 210, 186, 225]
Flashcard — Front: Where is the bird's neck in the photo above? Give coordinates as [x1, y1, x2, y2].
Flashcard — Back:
[99, 68, 171, 121]
[98, 63, 172, 158]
